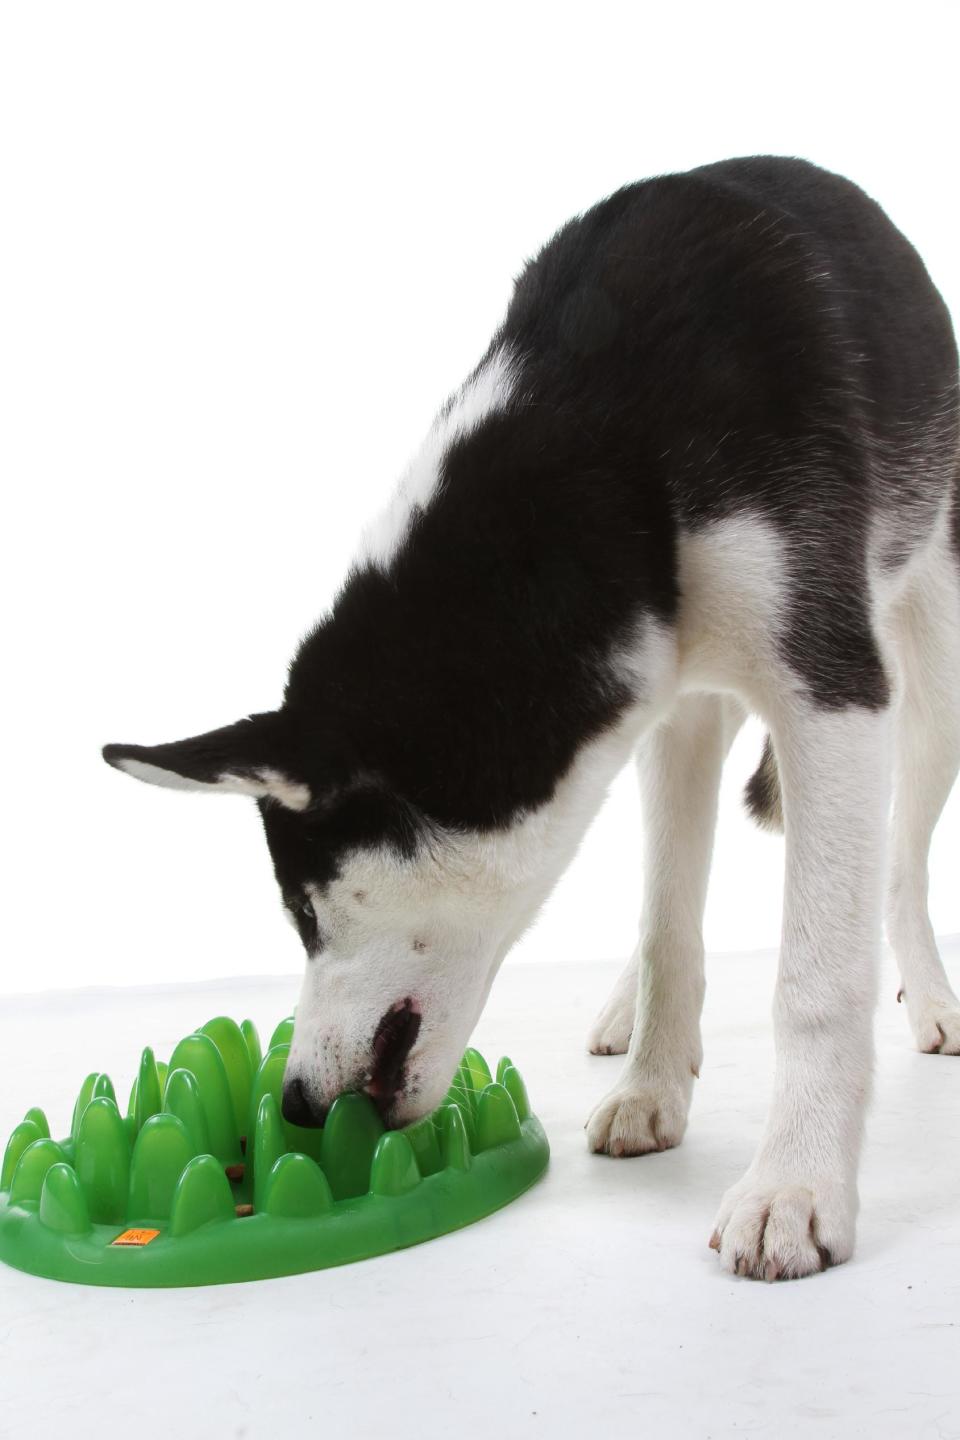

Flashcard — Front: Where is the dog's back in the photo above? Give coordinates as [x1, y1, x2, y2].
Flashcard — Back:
[499, 156, 958, 698]
[504, 154, 958, 530]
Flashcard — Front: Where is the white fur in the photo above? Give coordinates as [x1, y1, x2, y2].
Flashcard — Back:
[115, 757, 215, 793]
[586, 508, 960, 1278]
[359, 347, 518, 571]
[586, 514, 791, 1165]
[586, 692, 745, 1152]
[710, 700, 891, 1278]
[586, 514, 789, 1102]
[672, 513, 790, 702]
[114, 758, 311, 811]
[882, 513, 960, 1053]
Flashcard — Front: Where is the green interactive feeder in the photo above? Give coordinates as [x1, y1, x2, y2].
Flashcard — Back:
[0, 1015, 548, 1287]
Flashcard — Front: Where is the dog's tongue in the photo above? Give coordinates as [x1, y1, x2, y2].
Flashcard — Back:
[367, 997, 422, 1104]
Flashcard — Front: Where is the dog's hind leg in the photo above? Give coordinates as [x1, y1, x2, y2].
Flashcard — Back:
[886, 531, 960, 1053]
[586, 692, 743, 1151]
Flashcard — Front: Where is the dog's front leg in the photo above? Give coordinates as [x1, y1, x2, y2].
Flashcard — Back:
[587, 693, 744, 1153]
[711, 699, 892, 1280]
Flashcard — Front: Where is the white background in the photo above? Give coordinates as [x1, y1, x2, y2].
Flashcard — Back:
[2, 1, 958, 993]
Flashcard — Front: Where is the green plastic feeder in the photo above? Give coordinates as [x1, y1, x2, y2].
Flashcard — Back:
[0, 1015, 548, 1287]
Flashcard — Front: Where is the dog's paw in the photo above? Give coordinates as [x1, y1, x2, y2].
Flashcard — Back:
[908, 1001, 960, 1056]
[587, 956, 639, 1055]
[710, 1170, 856, 1281]
[586, 999, 634, 1056]
[586, 1077, 690, 1156]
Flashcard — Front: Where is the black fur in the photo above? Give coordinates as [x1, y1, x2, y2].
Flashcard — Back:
[103, 714, 291, 785]
[744, 734, 784, 833]
[104, 157, 960, 911]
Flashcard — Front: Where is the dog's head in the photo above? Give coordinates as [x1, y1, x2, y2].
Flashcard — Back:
[103, 709, 518, 1129]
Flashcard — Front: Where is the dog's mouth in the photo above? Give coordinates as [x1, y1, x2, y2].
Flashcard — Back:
[364, 997, 422, 1121]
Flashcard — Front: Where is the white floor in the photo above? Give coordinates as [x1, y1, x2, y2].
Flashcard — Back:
[2, 947, 959, 1440]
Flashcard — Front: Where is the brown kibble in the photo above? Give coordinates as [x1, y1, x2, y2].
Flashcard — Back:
[225, 1163, 246, 1182]
[239, 1135, 248, 1154]
[235, 1203, 254, 1218]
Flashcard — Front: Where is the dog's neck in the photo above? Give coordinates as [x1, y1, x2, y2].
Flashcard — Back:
[285, 348, 677, 835]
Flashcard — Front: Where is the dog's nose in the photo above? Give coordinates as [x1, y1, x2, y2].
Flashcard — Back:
[281, 1075, 328, 1128]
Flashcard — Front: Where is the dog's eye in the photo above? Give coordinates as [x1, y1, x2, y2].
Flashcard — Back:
[290, 896, 321, 954]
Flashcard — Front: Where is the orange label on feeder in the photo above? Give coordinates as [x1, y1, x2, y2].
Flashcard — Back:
[111, 1228, 160, 1247]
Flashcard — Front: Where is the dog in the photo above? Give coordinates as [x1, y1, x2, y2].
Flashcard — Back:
[103, 156, 960, 1281]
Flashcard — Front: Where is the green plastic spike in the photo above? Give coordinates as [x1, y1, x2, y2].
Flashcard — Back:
[454, 1057, 480, 1108]
[321, 1092, 385, 1201]
[199, 1017, 252, 1133]
[437, 1104, 471, 1172]
[475, 1083, 522, 1151]
[0, 1014, 548, 1287]
[252, 1093, 286, 1212]
[134, 1047, 162, 1133]
[10, 1139, 67, 1207]
[268, 1017, 295, 1050]
[169, 1154, 235, 1236]
[262, 1153, 333, 1218]
[74, 1097, 130, 1224]
[2, 1121, 45, 1191]
[463, 1047, 494, 1092]
[92, 1074, 118, 1107]
[246, 1045, 286, 1152]
[163, 1069, 212, 1156]
[23, 1108, 50, 1139]
[403, 1116, 442, 1178]
[128, 1114, 195, 1221]
[369, 1133, 420, 1198]
[499, 1065, 531, 1123]
[165, 1035, 238, 1162]
[240, 1018, 262, 1077]
[71, 1073, 99, 1137]
[39, 1163, 91, 1236]
[448, 1083, 477, 1148]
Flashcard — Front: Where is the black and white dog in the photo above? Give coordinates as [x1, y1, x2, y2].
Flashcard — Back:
[103, 157, 960, 1281]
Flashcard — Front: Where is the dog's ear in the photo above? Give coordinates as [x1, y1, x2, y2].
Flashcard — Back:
[102, 710, 312, 811]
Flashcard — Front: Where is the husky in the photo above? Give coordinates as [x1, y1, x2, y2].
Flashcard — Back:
[103, 157, 960, 1281]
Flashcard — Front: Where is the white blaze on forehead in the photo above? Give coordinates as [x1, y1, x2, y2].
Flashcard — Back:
[359, 345, 519, 571]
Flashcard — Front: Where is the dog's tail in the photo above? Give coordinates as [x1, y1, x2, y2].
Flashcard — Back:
[743, 733, 783, 833]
